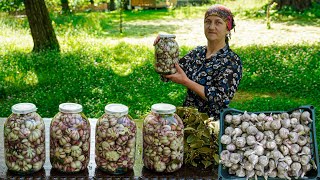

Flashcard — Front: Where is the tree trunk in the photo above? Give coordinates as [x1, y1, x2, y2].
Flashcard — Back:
[273, 0, 312, 11]
[90, 0, 94, 5]
[121, 0, 129, 10]
[24, 0, 60, 52]
[293, 0, 312, 11]
[109, 0, 116, 11]
[273, 0, 290, 10]
[61, 0, 71, 14]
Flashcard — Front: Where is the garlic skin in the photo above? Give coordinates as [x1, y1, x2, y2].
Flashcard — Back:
[221, 135, 232, 145]
[220, 108, 316, 179]
[300, 111, 312, 124]
[4, 105, 45, 175]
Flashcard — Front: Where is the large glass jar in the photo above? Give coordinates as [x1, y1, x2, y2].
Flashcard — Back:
[50, 103, 91, 173]
[143, 103, 184, 173]
[154, 34, 179, 75]
[4, 103, 45, 174]
[95, 104, 137, 174]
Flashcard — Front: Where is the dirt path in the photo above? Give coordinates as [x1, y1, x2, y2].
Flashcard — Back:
[119, 18, 320, 47]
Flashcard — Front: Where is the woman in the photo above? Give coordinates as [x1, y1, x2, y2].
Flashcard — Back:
[155, 4, 242, 119]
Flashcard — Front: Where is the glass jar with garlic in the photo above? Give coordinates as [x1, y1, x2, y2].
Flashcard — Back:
[50, 103, 90, 173]
[154, 34, 179, 75]
[143, 103, 184, 173]
[95, 103, 136, 174]
[4, 103, 45, 174]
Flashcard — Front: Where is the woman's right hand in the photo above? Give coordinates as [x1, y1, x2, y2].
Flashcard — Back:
[164, 63, 189, 85]
[153, 35, 160, 46]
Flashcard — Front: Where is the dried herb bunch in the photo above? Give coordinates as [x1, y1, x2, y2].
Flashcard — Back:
[176, 107, 220, 168]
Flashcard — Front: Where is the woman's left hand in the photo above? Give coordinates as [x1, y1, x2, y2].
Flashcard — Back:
[166, 63, 207, 100]
[164, 63, 189, 85]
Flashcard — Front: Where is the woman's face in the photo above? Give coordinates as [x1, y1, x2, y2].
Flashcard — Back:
[204, 15, 229, 43]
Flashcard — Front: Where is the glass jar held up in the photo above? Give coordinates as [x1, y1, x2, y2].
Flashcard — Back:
[143, 103, 184, 173]
[4, 103, 45, 174]
[95, 104, 137, 174]
[154, 34, 180, 76]
[50, 103, 91, 173]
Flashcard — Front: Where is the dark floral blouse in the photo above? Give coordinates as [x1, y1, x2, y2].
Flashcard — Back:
[179, 44, 242, 119]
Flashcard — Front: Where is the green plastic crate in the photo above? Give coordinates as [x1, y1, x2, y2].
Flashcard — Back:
[218, 105, 320, 180]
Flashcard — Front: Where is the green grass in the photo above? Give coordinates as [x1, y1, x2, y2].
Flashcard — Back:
[1, 42, 319, 117]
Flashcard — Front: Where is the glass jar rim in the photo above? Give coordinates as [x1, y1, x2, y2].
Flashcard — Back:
[11, 103, 37, 114]
[105, 103, 128, 115]
[159, 34, 176, 38]
[59, 103, 83, 113]
[151, 103, 176, 114]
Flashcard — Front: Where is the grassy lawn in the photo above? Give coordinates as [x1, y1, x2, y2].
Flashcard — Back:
[0, 2, 320, 144]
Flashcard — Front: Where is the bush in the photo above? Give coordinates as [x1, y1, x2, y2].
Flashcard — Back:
[0, 0, 24, 12]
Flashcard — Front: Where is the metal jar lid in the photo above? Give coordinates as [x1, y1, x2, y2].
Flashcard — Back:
[151, 103, 176, 114]
[159, 34, 176, 38]
[105, 103, 129, 116]
[11, 103, 37, 114]
[59, 103, 83, 113]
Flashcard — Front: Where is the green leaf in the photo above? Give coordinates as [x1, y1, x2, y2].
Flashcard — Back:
[201, 113, 209, 120]
[184, 127, 196, 131]
[186, 134, 197, 143]
[213, 153, 220, 164]
[201, 160, 213, 168]
[191, 160, 198, 167]
[197, 123, 204, 130]
[190, 140, 204, 148]
[202, 128, 211, 138]
[197, 147, 212, 154]
[185, 149, 197, 163]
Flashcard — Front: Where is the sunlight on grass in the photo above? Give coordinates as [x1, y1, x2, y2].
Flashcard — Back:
[232, 90, 307, 104]
[91, 87, 104, 95]
[24, 71, 38, 85]
[232, 90, 274, 102]
[0, 26, 32, 52]
[1, 58, 39, 90]
[168, 91, 185, 101]
[230, 90, 310, 114]
[4, 70, 36, 88]
[110, 63, 133, 76]
[104, 42, 152, 76]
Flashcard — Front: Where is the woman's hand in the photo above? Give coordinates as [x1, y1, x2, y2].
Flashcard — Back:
[164, 63, 189, 85]
[166, 63, 207, 100]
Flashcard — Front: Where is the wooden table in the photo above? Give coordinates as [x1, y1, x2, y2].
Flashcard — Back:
[0, 118, 217, 179]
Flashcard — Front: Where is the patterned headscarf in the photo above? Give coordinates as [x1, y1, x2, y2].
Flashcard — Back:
[205, 4, 235, 31]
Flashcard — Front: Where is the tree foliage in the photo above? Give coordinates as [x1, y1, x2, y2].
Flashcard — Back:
[272, 0, 314, 11]
[0, 0, 107, 13]
[0, 0, 24, 12]
[61, 0, 71, 14]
